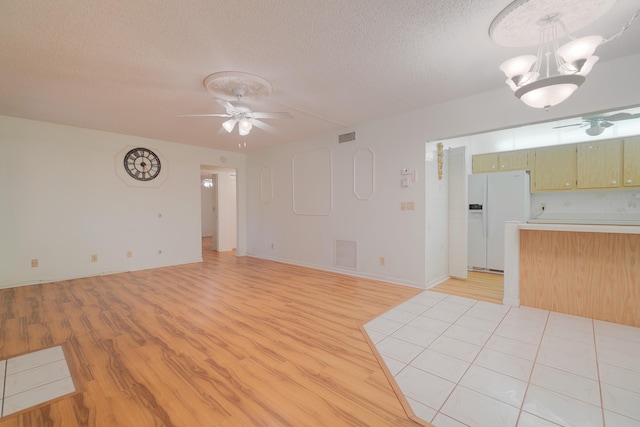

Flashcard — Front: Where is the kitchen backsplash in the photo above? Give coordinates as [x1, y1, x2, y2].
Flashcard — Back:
[530, 189, 640, 220]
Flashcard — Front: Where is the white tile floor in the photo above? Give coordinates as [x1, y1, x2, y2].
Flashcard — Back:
[365, 291, 640, 427]
[1, 345, 75, 417]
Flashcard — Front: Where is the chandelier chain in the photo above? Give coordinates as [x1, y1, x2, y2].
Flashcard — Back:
[560, 8, 640, 44]
[601, 8, 640, 44]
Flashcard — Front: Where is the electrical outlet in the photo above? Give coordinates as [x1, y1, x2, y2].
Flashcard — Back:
[539, 203, 546, 210]
[31, 259, 38, 268]
[126, 250, 132, 258]
[379, 257, 385, 266]
[407, 201, 415, 210]
[401, 202, 407, 211]
[271, 243, 275, 249]
[90, 254, 98, 262]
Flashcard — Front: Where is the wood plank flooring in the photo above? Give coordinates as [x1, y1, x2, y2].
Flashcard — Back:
[429, 271, 504, 304]
[0, 247, 430, 426]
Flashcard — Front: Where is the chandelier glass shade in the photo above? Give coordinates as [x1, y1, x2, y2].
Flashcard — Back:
[499, 18, 602, 110]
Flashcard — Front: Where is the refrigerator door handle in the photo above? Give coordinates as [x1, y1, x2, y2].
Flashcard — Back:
[483, 187, 488, 238]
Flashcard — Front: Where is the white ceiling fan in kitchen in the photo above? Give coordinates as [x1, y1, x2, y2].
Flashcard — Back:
[178, 71, 293, 144]
[553, 112, 640, 136]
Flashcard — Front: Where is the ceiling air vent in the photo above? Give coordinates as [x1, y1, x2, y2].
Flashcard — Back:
[338, 131, 356, 144]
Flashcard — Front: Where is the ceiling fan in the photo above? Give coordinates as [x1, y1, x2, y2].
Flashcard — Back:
[553, 112, 640, 136]
[179, 90, 293, 136]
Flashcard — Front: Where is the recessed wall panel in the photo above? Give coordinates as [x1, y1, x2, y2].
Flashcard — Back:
[292, 148, 332, 216]
[353, 148, 375, 200]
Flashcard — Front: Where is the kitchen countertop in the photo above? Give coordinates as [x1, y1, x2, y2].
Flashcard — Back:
[527, 212, 640, 227]
[521, 222, 640, 234]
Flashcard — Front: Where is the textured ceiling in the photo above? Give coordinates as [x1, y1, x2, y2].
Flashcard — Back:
[1, 0, 639, 152]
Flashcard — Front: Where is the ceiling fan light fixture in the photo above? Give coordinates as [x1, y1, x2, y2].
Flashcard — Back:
[222, 119, 236, 133]
[586, 122, 605, 136]
[238, 118, 252, 136]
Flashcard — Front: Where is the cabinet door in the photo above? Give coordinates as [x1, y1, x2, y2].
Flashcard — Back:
[472, 153, 498, 173]
[576, 140, 622, 189]
[533, 145, 576, 192]
[498, 150, 529, 171]
[624, 136, 640, 187]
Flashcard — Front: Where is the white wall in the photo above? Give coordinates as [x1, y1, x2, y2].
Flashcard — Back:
[246, 120, 428, 288]
[3, 53, 638, 290]
[0, 116, 246, 288]
[217, 172, 237, 251]
[201, 178, 214, 237]
[245, 53, 640, 289]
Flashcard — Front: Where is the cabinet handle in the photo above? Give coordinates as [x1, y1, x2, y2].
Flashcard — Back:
[612, 180, 617, 185]
[500, 164, 505, 168]
[627, 179, 633, 184]
[492, 165, 496, 169]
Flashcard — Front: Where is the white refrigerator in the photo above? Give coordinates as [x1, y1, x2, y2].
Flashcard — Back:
[468, 171, 530, 271]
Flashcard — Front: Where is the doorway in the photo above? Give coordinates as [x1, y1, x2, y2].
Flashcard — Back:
[200, 166, 237, 252]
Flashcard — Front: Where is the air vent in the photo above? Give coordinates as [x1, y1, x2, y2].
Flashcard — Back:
[338, 131, 356, 144]
[335, 240, 357, 269]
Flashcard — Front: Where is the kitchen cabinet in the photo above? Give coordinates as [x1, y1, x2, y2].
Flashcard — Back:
[576, 140, 622, 189]
[498, 150, 529, 171]
[624, 136, 640, 187]
[472, 153, 498, 173]
[472, 150, 530, 173]
[532, 145, 576, 192]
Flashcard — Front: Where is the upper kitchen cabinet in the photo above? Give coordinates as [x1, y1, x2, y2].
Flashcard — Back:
[498, 150, 530, 171]
[472, 153, 498, 173]
[532, 145, 576, 192]
[624, 136, 640, 187]
[577, 139, 623, 189]
[472, 150, 530, 173]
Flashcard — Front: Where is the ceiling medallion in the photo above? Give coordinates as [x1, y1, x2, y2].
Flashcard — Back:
[204, 71, 273, 100]
[489, 0, 616, 47]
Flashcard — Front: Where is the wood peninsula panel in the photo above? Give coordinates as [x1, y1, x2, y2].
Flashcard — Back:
[520, 229, 640, 327]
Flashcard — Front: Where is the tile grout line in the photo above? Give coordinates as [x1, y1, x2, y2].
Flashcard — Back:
[593, 318, 606, 427]
[513, 308, 550, 427]
[2, 358, 6, 417]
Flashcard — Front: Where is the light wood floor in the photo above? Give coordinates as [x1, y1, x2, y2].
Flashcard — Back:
[430, 271, 504, 305]
[0, 246, 432, 426]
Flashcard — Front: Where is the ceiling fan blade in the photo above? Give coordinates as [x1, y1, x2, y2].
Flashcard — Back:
[177, 113, 232, 118]
[601, 121, 614, 128]
[552, 123, 583, 129]
[248, 118, 278, 133]
[251, 112, 293, 120]
[606, 112, 640, 121]
[215, 98, 236, 114]
[583, 112, 640, 122]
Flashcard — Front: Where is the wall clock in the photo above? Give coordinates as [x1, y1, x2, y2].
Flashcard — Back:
[123, 147, 161, 181]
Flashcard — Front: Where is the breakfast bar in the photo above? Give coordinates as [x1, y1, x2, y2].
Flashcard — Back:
[504, 221, 640, 327]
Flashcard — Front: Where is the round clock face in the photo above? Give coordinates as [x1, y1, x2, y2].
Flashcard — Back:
[123, 148, 161, 181]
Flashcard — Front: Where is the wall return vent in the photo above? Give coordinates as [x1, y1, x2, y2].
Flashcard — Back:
[338, 131, 356, 144]
[335, 240, 357, 269]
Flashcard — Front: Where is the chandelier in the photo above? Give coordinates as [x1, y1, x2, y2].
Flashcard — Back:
[499, 20, 600, 110]
[490, 0, 638, 110]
